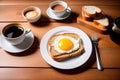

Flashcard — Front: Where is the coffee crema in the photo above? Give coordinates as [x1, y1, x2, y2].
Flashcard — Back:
[25, 10, 39, 19]
[3, 26, 24, 38]
[52, 4, 65, 11]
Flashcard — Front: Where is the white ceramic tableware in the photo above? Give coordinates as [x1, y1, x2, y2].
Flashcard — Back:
[49, 1, 68, 17]
[47, 7, 71, 20]
[1, 23, 30, 45]
[22, 6, 41, 23]
[0, 31, 34, 53]
[112, 17, 120, 34]
[40, 26, 92, 69]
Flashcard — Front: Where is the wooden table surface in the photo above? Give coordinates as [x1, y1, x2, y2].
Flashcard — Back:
[0, 0, 120, 80]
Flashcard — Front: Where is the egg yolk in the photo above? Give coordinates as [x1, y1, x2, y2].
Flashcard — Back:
[58, 38, 73, 50]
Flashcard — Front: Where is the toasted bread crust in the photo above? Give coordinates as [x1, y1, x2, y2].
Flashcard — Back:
[93, 17, 109, 29]
[82, 6, 102, 17]
[81, 6, 109, 30]
[81, 11, 93, 21]
[48, 33, 84, 61]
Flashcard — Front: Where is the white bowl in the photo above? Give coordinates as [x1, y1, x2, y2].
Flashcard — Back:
[22, 6, 41, 23]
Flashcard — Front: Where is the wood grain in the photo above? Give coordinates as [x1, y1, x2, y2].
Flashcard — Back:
[0, 0, 120, 80]
[0, 68, 120, 80]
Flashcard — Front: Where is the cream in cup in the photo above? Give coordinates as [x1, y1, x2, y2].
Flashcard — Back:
[1, 23, 30, 45]
[22, 6, 41, 23]
[49, 1, 68, 17]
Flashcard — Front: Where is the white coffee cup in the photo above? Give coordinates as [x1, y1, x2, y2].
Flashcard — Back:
[112, 17, 120, 34]
[49, 1, 68, 17]
[1, 23, 31, 45]
[22, 6, 41, 23]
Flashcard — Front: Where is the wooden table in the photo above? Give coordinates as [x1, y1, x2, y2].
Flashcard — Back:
[0, 0, 120, 80]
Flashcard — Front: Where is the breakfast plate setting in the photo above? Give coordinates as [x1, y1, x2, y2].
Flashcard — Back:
[40, 26, 92, 69]
[0, 31, 34, 53]
[46, 7, 71, 20]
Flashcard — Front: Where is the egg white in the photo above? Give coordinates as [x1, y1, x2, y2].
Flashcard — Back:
[52, 35, 80, 54]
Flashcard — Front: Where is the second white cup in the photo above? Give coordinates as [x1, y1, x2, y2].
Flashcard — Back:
[49, 1, 68, 17]
[22, 6, 41, 23]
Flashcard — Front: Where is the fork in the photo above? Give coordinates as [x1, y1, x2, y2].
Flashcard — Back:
[91, 33, 103, 71]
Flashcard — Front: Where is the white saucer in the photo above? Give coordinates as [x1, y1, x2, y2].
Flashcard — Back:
[40, 26, 92, 69]
[47, 7, 71, 20]
[0, 31, 34, 53]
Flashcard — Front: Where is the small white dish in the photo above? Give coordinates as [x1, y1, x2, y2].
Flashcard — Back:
[22, 6, 41, 23]
[0, 31, 34, 53]
[47, 7, 71, 20]
[40, 26, 92, 69]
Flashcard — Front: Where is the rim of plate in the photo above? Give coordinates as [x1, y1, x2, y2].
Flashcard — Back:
[40, 26, 92, 69]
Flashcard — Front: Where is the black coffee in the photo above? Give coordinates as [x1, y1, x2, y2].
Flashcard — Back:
[3, 26, 24, 38]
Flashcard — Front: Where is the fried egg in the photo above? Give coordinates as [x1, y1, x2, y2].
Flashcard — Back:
[52, 35, 80, 54]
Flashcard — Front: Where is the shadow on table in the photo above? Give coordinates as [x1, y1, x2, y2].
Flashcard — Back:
[7, 36, 40, 56]
[53, 51, 96, 74]
[30, 14, 51, 27]
[109, 30, 120, 45]
[28, 11, 79, 28]
[56, 11, 79, 23]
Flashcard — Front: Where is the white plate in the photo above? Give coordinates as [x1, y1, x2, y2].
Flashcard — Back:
[40, 26, 92, 69]
[46, 7, 71, 20]
[0, 31, 34, 53]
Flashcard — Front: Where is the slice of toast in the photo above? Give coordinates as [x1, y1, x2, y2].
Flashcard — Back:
[48, 33, 84, 61]
[82, 6, 102, 17]
[94, 17, 109, 29]
[78, 5, 110, 33]
[81, 11, 93, 21]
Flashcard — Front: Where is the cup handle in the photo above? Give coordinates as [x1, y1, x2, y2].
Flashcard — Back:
[25, 28, 31, 34]
[112, 23, 120, 34]
[67, 8, 70, 12]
